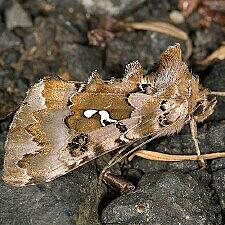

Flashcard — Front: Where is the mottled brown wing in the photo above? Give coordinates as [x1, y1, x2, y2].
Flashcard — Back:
[59, 62, 144, 170]
[3, 61, 145, 186]
[3, 78, 76, 186]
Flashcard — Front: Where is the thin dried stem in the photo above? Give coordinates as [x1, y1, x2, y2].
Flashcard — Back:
[129, 150, 225, 161]
[210, 91, 225, 96]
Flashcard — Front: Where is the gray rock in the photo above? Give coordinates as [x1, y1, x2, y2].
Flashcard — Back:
[5, 0, 33, 30]
[105, 31, 186, 77]
[202, 60, 225, 121]
[211, 158, 225, 172]
[24, 0, 88, 44]
[0, 31, 22, 52]
[0, 160, 100, 225]
[0, 68, 28, 119]
[212, 169, 225, 213]
[102, 172, 221, 225]
[148, 0, 178, 19]
[60, 43, 103, 81]
[0, 122, 100, 225]
[193, 24, 225, 61]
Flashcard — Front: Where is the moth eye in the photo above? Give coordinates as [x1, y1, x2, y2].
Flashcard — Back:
[193, 101, 204, 116]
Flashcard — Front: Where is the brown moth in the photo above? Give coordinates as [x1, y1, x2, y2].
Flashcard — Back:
[3, 44, 224, 187]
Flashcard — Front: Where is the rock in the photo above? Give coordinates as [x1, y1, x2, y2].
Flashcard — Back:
[212, 169, 225, 213]
[131, 0, 183, 22]
[204, 121, 225, 152]
[1, 48, 20, 66]
[102, 172, 221, 225]
[0, 160, 100, 225]
[23, 17, 57, 56]
[105, 31, 186, 77]
[0, 31, 22, 52]
[211, 158, 225, 172]
[5, 0, 33, 30]
[169, 10, 185, 24]
[202, 60, 225, 121]
[148, 0, 178, 19]
[60, 43, 103, 81]
[0, 68, 28, 119]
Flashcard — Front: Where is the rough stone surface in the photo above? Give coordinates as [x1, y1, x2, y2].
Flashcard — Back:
[105, 31, 187, 77]
[193, 25, 225, 61]
[102, 172, 221, 225]
[0, 68, 28, 119]
[60, 43, 103, 81]
[212, 169, 225, 213]
[0, 31, 22, 52]
[202, 60, 225, 121]
[0, 161, 100, 225]
[5, 0, 33, 30]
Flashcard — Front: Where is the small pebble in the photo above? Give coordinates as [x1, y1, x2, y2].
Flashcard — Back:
[169, 10, 184, 24]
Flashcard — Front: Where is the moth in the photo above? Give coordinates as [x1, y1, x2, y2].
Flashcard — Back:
[3, 44, 225, 187]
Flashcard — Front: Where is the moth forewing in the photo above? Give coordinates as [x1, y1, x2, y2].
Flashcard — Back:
[3, 44, 225, 187]
[3, 78, 77, 186]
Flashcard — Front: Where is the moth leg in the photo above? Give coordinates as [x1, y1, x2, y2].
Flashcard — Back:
[190, 117, 205, 168]
[99, 145, 131, 181]
[99, 134, 161, 181]
[99, 135, 162, 183]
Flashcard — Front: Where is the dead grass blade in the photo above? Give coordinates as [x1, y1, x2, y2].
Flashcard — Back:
[128, 149, 225, 161]
[124, 21, 192, 59]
